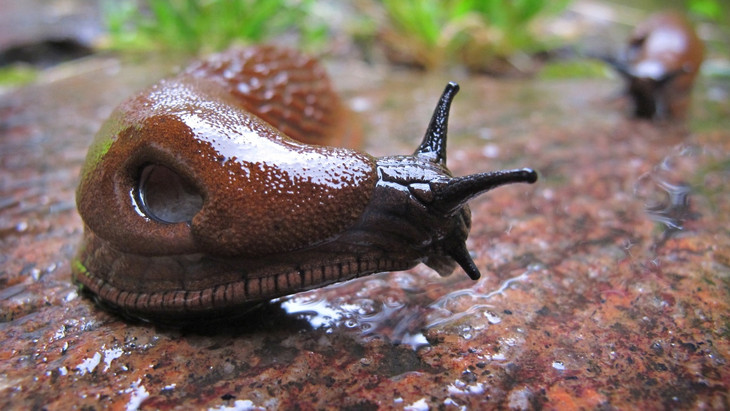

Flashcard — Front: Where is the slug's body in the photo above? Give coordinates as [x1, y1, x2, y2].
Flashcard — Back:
[609, 11, 704, 119]
[73, 46, 537, 323]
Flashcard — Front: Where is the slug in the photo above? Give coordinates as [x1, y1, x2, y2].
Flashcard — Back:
[73, 46, 537, 322]
[608, 11, 704, 119]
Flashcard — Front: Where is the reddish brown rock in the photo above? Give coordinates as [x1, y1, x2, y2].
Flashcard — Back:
[0, 56, 728, 410]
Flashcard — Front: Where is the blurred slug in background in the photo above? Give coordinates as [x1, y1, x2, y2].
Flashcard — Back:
[605, 11, 704, 120]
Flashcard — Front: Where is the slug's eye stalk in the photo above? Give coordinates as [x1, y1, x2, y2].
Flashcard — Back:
[431, 168, 538, 216]
[416, 81, 459, 165]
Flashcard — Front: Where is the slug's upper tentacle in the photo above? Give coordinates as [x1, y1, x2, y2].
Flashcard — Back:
[415, 81, 460, 165]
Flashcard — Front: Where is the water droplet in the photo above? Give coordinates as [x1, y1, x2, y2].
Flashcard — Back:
[103, 347, 124, 372]
[30, 268, 41, 281]
[481, 144, 499, 158]
[459, 325, 473, 340]
[404, 398, 429, 411]
[484, 311, 501, 324]
[124, 378, 150, 411]
[75, 352, 101, 375]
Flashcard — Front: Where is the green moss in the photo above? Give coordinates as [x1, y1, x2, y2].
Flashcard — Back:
[538, 59, 612, 79]
[84, 134, 115, 171]
[71, 258, 89, 280]
[378, 0, 572, 71]
[689, 0, 729, 24]
[0, 65, 38, 87]
[79, 111, 135, 179]
[101, 0, 324, 54]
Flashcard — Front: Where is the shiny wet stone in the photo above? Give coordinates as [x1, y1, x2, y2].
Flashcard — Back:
[1, 53, 729, 409]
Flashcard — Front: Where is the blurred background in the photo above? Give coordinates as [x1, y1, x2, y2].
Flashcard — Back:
[0, 0, 728, 90]
[1, 2, 729, 409]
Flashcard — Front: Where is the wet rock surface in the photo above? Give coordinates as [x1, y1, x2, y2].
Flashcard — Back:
[1, 55, 729, 409]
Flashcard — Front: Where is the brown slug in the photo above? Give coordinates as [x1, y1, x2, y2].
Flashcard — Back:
[73, 46, 537, 323]
[609, 11, 704, 119]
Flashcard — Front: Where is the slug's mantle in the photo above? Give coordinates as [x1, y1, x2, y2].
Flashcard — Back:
[73, 47, 537, 322]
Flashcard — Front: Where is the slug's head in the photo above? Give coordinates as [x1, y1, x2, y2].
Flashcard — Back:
[366, 82, 537, 280]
